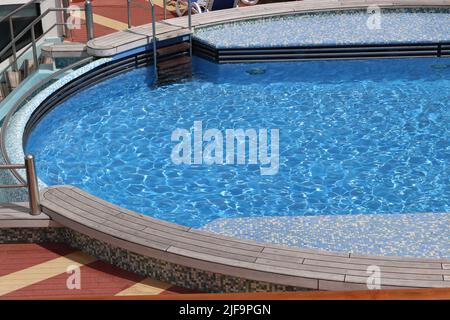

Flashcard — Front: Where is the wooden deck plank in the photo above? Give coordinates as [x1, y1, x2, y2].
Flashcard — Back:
[62, 187, 266, 253]
[349, 252, 450, 264]
[41, 199, 170, 252]
[304, 256, 443, 270]
[345, 275, 449, 288]
[101, 219, 259, 263]
[0, 203, 62, 228]
[44, 189, 261, 263]
[69, 187, 189, 231]
[304, 259, 450, 275]
[56, 188, 264, 254]
[87, 22, 187, 56]
[257, 258, 446, 281]
[0, 203, 30, 215]
[262, 247, 444, 269]
[167, 246, 342, 283]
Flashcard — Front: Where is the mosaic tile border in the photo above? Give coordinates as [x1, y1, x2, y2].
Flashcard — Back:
[4, 58, 112, 189]
[0, 227, 65, 244]
[0, 227, 311, 293]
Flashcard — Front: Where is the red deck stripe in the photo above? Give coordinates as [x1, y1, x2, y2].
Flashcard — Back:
[0, 244, 76, 277]
[66, 0, 175, 42]
[4, 260, 146, 298]
[161, 286, 202, 295]
[66, 24, 117, 43]
[94, 4, 175, 27]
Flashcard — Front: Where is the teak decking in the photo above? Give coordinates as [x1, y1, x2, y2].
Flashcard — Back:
[0, 203, 60, 228]
[40, 186, 450, 291]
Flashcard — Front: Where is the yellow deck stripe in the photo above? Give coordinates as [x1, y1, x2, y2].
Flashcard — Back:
[74, 11, 128, 31]
[0, 251, 96, 296]
[115, 278, 172, 296]
[73, 1, 172, 31]
[153, 0, 169, 9]
[92, 13, 129, 30]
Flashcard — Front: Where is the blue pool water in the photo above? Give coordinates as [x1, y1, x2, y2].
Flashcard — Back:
[26, 57, 450, 228]
[194, 8, 450, 48]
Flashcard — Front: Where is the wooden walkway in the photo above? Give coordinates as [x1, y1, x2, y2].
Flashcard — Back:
[86, 0, 450, 57]
[86, 21, 191, 56]
[40, 186, 450, 291]
[0, 203, 60, 229]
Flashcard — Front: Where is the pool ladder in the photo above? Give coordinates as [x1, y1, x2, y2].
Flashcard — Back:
[129, 0, 193, 85]
[155, 41, 193, 85]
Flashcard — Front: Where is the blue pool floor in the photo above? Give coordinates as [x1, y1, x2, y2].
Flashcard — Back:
[20, 56, 450, 259]
[200, 212, 450, 259]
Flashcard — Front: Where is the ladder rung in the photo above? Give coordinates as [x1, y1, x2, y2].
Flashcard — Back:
[157, 42, 191, 57]
[157, 55, 191, 70]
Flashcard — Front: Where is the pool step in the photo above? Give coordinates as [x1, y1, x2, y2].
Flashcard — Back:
[193, 40, 450, 63]
[158, 64, 192, 83]
[156, 41, 192, 85]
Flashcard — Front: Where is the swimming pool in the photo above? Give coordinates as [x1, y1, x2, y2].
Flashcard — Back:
[25, 57, 450, 228]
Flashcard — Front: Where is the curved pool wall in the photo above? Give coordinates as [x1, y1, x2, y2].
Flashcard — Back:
[25, 56, 450, 225]
[21, 55, 450, 258]
[5, 49, 159, 195]
[5, 58, 112, 187]
[5, 4, 449, 258]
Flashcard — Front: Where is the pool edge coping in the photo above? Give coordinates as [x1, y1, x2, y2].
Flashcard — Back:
[37, 185, 450, 291]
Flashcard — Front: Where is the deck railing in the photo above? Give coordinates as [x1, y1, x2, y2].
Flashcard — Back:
[0, 155, 40, 215]
[125, 0, 158, 79]
[0, 0, 94, 101]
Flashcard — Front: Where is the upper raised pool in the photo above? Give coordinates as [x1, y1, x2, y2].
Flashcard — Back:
[194, 8, 450, 48]
[25, 57, 450, 228]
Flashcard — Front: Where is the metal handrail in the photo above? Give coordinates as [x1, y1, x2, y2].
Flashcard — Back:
[0, 1, 94, 103]
[85, 0, 94, 40]
[0, 0, 43, 25]
[124, 0, 193, 82]
[0, 155, 41, 215]
[0, 7, 86, 65]
[0, 0, 67, 72]
[149, 0, 158, 81]
[124, 0, 158, 80]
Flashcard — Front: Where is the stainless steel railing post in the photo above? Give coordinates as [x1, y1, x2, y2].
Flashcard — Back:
[85, 0, 94, 40]
[188, 0, 192, 57]
[127, 0, 132, 28]
[30, 24, 39, 70]
[163, 0, 167, 20]
[24, 154, 41, 216]
[8, 17, 18, 71]
[62, 0, 71, 38]
[188, 0, 192, 30]
[150, 0, 158, 81]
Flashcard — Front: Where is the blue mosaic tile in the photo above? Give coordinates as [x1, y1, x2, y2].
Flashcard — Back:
[200, 213, 450, 259]
[4, 58, 112, 191]
[193, 8, 450, 49]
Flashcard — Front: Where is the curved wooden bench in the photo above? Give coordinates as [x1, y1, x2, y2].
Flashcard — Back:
[40, 186, 450, 291]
